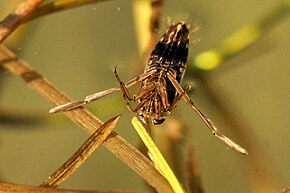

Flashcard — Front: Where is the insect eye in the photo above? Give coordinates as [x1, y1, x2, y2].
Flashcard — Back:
[138, 114, 144, 120]
[153, 118, 166, 125]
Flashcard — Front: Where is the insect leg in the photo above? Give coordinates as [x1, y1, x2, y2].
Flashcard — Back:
[114, 68, 156, 113]
[167, 84, 191, 112]
[167, 72, 248, 155]
[49, 101, 86, 114]
[114, 68, 135, 101]
[156, 83, 170, 110]
[49, 70, 155, 114]
[49, 87, 120, 114]
[86, 69, 156, 104]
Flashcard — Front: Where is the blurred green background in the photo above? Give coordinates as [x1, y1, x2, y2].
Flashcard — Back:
[0, 0, 289, 193]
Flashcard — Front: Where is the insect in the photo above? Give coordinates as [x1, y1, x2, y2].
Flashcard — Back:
[50, 21, 248, 155]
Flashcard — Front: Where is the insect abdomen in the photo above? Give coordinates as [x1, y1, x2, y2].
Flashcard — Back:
[147, 21, 189, 83]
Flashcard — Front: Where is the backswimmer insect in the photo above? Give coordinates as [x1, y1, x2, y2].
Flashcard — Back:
[50, 21, 248, 155]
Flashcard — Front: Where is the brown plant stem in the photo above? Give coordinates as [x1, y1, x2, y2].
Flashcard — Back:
[184, 146, 204, 193]
[0, 0, 44, 43]
[26, 0, 112, 22]
[144, 0, 163, 64]
[149, 0, 163, 38]
[40, 115, 120, 187]
[0, 181, 144, 193]
[0, 44, 173, 193]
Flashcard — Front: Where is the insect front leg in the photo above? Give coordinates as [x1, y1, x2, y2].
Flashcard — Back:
[114, 68, 136, 101]
[114, 68, 157, 100]
[167, 72, 248, 155]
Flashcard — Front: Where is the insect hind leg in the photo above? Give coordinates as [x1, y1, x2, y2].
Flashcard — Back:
[166, 72, 248, 155]
[168, 84, 191, 111]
